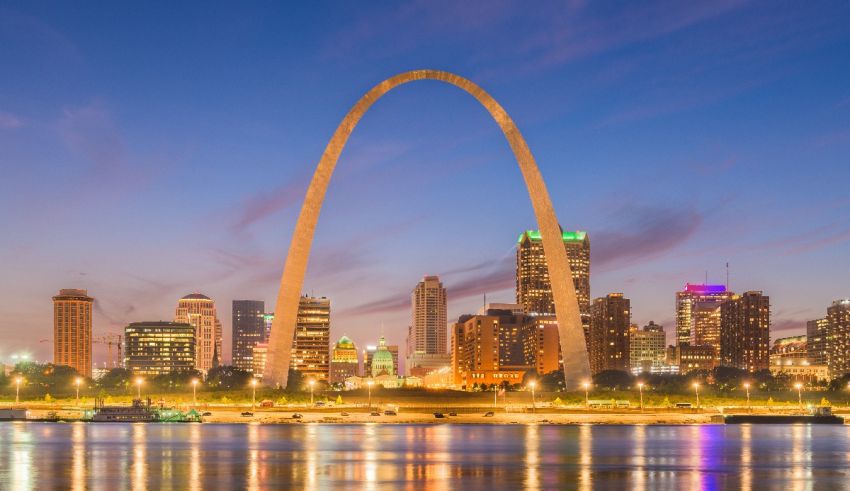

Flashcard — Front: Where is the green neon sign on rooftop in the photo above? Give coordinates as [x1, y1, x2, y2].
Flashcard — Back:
[517, 230, 587, 244]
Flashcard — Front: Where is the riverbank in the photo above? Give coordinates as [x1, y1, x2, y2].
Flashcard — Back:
[15, 405, 848, 425]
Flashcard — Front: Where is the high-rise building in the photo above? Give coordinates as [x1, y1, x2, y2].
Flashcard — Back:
[516, 230, 590, 331]
[330, 335, 358, 384]
[232, 300, 265, 372]
[53, 289, 93, 377]
[252, 343, 268, 379]
[407, 276, 448, 369]
[719, 291, 770, 372]
[519, 315, 561, 375]
[264, 313, 274, 341]
[588, 293, 631, 374]
[124, 322, 195, 375]
[451, 311, 532, 388]
[826, 299, 850, 377]
[807, 318, 828, 366]
[668, 344, 716, 374]
[675, 284, 734, 348]
[291, 295, 331, 381]
[175, 293, 222, 373]
[629, 321, 667, 375]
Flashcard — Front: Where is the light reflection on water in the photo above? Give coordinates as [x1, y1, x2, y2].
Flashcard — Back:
[0, 423, 848, 489]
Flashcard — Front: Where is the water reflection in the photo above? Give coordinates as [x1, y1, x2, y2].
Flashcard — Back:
[0, 423, 848, 489]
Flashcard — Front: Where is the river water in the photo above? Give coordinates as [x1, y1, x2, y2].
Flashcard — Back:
[0, 422, 848, 489]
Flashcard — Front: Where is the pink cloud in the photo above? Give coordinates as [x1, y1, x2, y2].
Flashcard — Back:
[0, 110, 23, 129]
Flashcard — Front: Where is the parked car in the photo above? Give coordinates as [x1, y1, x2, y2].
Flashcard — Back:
[370, 411, 381, 416]
[448, 411, 458, 417]
[340, 412, 350, 417]
[241, 412, 253, 417]
[202, 412, 212, 417]
[260, 400, 274, 408]
[484, 412, 494, 417]
[384, 410, 397, 416]
[315, 401, 326, 407]
[292, 413, 303, 419]
[675, 403, 693, 408]
[434, 412, 445, 419]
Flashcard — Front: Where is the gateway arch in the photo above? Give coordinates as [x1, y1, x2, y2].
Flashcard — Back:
[264, 70, 591, 389]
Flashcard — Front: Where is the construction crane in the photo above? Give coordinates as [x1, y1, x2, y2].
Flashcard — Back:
[93, 333, 123, 368]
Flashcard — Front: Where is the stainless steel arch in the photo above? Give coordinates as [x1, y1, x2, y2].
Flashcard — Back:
[263, 70, 591, 389]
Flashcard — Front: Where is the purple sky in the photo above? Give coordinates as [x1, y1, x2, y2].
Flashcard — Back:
[1, 1, 849, 366]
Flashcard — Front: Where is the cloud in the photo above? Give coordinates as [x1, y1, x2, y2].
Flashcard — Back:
[593, 205, 703, 271]
[57, 101, 126, 172]
[771, 318, 808, 337]
[0, 110, 23, 129]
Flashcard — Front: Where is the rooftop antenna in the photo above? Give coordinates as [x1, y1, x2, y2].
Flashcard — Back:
[726, 262, 730, 290]
[483, 292, 487, 309]
[705, 270, 708, 284]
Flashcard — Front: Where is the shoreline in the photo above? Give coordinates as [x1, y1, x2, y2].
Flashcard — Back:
[10, 406, 846, 425]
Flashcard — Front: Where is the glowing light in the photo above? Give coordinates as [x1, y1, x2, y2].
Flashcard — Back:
[684, 284, 727, 294]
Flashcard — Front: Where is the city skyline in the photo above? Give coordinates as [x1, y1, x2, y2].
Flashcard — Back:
[2, 2, 850, 364]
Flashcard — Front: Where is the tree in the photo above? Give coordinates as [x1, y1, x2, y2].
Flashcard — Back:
[539, 370, 566, 392]
[206, 366, 252, 390]
[521, 369, 539, 387]
[11, 362, 81, 392]
[152, 370, 203, 390]
[98, 368, 131, 389]
[286, 368, 303, 391]
[711, 366, 748, 392]
[827, 373, 850, 391]
[592, 370, 633, 390]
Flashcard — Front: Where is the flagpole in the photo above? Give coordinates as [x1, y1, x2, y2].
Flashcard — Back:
[494, 385, 497, 408]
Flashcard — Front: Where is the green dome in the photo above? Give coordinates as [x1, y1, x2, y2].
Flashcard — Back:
[371, 336, 395, 377]
[336, 335, 355, 347]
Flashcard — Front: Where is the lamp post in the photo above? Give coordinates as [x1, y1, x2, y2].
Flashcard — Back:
[743, 383, 751, 412]
[75, 377, 82, 406]
[795, 382, 803, 410]
[15, 377, 22, 405]
[637, 382, 644, 412]
[367, 380, 374, 409]
[191, 379, 199, 407]
[693, 383, 700, 410]
[309, 380, 315, 406]
[251, 379, 258, 410]
[529, 381, 537, 413]
[583, 381, 590, 409]
[135, 378, 143, 400]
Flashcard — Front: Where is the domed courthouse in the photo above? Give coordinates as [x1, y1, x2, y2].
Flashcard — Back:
[329, 335, 359, 385]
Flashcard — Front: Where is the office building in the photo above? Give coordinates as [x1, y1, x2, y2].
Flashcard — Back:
[330, 335, 359, 385]
[232, 300, 265, 372]
[826, 299, 850, 377]
[252, 343, 268, 379]
[407, 276, 447, 371]
[291, 295, 331, 381]
[124, 322, 195, 375]
[629, 321, 667, 375]
[807, 318, 828, 366]
[451, 311, 532, 388]
[53, 289, 93, 377]
[588, 293, 631, 374]
[520, 315, 561, 375]
[516, 230, 590, 332]
[719, 291, 770, 372]
[668, 344, 717, 374]
[675, 284, 734, 347]
[175, 293, 222, 373]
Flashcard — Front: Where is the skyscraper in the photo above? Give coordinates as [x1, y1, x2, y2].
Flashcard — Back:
[516, 230, 590, 331]
[53, 289, 93, 377]
[807, 317, 828, 366]
[629, 321, 667, 375]
[407, 276, 448, 372]
[124, 322, 195, 375]
[291, 295, 331, 381]
[329, 335, 358, 385]
[719, 291, 770, 372]
[451, 311, 532, 388]
[175, 293, 222, 373]
[825, 299, 850, 377]
[588, 293, 631, 374]
[675, 284, 734, 348]
[232, 300, 265, 372]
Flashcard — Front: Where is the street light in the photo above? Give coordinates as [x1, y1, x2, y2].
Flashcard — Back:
[693, 382, 700, 410]
[15, 377, 22, 405]
[135, 378, 143, 400]
[583, 381, 590, 409]
[637, 382, 644, 412]
[309, 380, 316, 406]
[743, 383, 751, 412]
[367, 380, 374, 409]
[191, 379, 199, 406]
[528, 380, 537, 413]
[75, 377, 82, 406]
[795, 382, 803, 410]
[251, 379, 258, 410]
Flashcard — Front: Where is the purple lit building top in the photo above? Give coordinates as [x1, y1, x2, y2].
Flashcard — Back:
[683, 284, 727, 294]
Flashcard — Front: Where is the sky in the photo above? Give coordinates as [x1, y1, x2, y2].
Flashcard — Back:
[1, 1, 849, 366]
